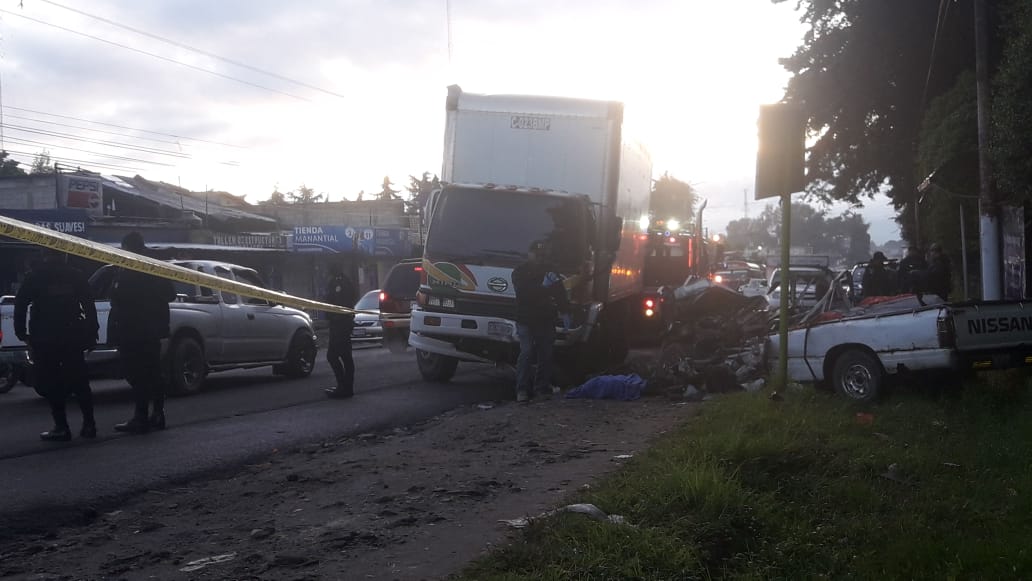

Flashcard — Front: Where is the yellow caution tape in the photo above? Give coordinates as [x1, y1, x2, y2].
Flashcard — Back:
[0, 214, 369, 315]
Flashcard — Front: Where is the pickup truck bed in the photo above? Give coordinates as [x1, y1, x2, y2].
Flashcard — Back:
[769, 295, 1032, 401]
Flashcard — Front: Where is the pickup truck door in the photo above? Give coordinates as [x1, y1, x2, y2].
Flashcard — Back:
[231, 267, 286, 360]
[213, 266, 263, 363]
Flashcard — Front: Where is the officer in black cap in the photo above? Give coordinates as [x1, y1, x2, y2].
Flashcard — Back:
[111, 231, 177, 434]
[14, 247, 99, 441]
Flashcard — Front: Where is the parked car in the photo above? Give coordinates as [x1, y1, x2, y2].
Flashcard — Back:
[352, 289, 383, 344]
[379, 258, 422, 354]
[0, 260, 318, 395]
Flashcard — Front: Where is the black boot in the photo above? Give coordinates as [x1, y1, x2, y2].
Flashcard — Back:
[80, 420, 97, 439]
[148, 410, 166, 431]
[44, 400, 72, 441]
[40, 426, 72, 442]
[324, 386, 353, 399]
[114, 415, 150, 434]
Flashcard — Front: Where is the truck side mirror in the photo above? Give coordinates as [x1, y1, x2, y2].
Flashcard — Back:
[607, 216, 623, 252]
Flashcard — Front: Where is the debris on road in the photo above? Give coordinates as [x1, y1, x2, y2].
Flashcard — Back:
[179, 552, 237, 573]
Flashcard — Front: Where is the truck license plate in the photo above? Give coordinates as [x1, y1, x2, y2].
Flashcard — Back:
[488, 322, 512, 338]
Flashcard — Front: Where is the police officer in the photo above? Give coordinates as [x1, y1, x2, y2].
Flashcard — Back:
[922, 242, 952, 301]
[862, 251, 895, 298]
[111, 232, 177, 434]
[324, 265, 357, 399]
[14, 248, 99, 441]
[897, 245, 927, 293]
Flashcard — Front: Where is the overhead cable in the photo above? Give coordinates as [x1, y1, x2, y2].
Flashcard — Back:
[4, 105, 244, 148]
[0, 9, 312, 102]
[39, 0, 346, 99]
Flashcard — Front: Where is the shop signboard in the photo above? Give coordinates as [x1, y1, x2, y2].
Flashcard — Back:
[292, 225, 411, 255]
[0, 208, 89, 236]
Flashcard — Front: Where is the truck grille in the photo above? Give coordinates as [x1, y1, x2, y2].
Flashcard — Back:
[423, 295, 516, 320]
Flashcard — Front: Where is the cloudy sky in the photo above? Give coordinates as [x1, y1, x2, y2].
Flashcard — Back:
[0, 0, 901, 243]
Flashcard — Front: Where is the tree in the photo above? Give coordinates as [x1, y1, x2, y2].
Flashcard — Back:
[259, 186, 286, 205]
[650, 173, 696, 227]
[405, 172, 439, 213]
[287, 184, 323, 204]
[378, 176, 400, 201]
[773, 0, 978, 238]
[725, 202, 871, 262]
[30, 149, 54, 174]
[991, 0, 1032, 203]
[0, 150, 26, 177]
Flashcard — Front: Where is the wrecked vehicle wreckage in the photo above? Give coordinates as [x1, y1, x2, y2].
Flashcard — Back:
[643, 269, 1032, 404]
[645, 277, 775, 399]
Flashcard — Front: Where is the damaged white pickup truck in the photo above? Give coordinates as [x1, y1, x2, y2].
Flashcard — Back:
[769, 294, 1032, 401]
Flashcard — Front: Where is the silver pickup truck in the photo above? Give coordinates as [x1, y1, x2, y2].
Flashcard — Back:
[0, 259, 318, 395]
[769, 295, 1032, 402]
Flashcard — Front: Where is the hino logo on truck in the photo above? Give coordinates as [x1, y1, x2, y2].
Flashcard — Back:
[967, 316, 1032, 334]
[511, 115, 551, 131]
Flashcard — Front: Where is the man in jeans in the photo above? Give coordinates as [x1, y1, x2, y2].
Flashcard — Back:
[511, 241, 570, 403]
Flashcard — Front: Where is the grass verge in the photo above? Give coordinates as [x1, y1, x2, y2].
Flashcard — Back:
[457, 375, 1032, 580]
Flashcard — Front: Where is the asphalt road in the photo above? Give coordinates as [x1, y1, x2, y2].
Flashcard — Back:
[0, 344, 515, 531]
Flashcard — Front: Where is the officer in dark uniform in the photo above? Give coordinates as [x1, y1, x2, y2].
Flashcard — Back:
[14, 248, 99, 441]
[111, 232, 177, 434]
[324, 265, 357, 399]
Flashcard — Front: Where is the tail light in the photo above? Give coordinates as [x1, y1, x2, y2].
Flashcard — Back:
[643, 297, 656, 318]
[379, 291, 387, 302]
[936, 315, 956, 348]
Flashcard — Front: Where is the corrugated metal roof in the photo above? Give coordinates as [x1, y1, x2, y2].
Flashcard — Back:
[101, 175, 277, 229]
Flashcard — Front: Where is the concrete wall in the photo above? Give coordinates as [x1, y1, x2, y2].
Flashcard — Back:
[0, 175, 59, 210]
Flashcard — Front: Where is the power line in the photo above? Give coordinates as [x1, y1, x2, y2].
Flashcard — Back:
[4, 105, 244, 148]
[3, 112, 182, 146]
[0, 8, 312, 102]
[2, 135, 176, 166]
[39, 0, 346, 99]
[4, 123, 191, 158]
[4, 149, 146, 173]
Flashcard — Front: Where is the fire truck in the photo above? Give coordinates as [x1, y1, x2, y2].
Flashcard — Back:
[637, 217, 700, 339]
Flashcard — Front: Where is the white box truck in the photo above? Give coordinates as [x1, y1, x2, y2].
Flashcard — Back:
[409, 85, 652, 383]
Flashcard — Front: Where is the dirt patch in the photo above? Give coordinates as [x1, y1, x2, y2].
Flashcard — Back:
[0, 395, 695, 581]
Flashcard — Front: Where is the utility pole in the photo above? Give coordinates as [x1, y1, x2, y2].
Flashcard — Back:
[975, 0, 1001, 299]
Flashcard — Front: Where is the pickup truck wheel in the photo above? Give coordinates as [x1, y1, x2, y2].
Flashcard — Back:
[416, 349, 458, 382]
[0, 364, 17, 394]
[167, 337, 207, 395]
[832, 350, 883, 402]
[281, 332, 317, 378]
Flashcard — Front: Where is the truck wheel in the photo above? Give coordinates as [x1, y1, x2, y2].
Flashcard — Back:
[416, 349, 458, 382]
[0, 364, 17, 394]
[167, 337, 207, 395]
[280, 332, 317, 378]
[831, 349, 883, 402]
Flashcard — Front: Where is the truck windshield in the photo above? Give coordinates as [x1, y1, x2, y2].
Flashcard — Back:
[425, 187, 590, 270]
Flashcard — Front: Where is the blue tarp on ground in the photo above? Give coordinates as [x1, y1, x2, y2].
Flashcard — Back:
[564, 374, 646, 401]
